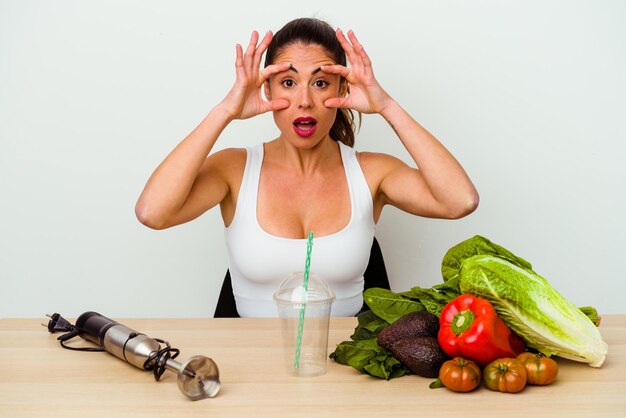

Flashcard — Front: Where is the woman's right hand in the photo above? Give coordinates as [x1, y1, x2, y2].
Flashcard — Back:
[219, 31, 291, 120]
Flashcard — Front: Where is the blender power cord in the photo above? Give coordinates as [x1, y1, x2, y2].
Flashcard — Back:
[144, 339, 180, 381]
[44, 313, 104, 352]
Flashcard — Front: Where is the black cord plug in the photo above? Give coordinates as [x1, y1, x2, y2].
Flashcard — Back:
[43, 312, 104, 352]
[43, 313, 74, 333]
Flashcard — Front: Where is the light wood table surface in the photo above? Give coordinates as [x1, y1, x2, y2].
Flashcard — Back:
[1, 315, 625, 417]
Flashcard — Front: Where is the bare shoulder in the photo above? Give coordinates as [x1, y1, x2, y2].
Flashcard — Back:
[193, 147, 247, 199]
[356, 151, 407, 178]
[208, 147, 247, 165]
[355, 151, 408, 197]
[355, 151, 415, 217]
[205, 147, 246, 176]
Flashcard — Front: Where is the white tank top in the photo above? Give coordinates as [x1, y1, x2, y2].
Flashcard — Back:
[224, 141, 375, 317]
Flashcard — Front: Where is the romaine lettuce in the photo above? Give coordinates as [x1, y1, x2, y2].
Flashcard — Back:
[459, 254, 608, 367]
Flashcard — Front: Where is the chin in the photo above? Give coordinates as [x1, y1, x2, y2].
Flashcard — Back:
[287, 134, 328, 149]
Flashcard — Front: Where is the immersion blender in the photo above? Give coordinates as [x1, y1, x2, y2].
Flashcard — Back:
[45, 311, 220, 400]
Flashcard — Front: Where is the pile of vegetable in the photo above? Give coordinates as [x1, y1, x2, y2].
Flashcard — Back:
[330, 235, 608, 390]
[435, 351, 559, 393]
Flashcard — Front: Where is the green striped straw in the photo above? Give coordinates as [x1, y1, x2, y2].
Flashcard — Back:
[294, 231, 314, 370]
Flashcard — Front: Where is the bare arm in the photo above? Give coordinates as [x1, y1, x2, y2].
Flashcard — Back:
[376, 101, 479, 219]
[135, 31, 290, 229]
[135, 109, 233, 229]
[322, 29, 479, 219]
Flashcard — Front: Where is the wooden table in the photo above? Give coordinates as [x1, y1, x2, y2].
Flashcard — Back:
[1, 315, 624, 417]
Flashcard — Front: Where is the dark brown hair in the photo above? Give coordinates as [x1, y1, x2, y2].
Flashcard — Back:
[264, 18, 359, 147]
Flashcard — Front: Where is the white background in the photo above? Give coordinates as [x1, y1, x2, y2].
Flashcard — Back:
[1, 0, 624, 317]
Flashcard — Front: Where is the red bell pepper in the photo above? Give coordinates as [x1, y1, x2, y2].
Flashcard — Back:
[438, 294, 525, 366]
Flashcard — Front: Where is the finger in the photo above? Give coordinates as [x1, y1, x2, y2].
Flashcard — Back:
[336, 28, 359, 67]
[335, 28, 354, 54]
[266, 98, 290, 112]
[347, 30, 372, 68]
[235, 43, 245, 78]
[320, 64, 352, 79]
[253, 31, 272, 72]
[258, 98, 290, 114]
[258, 62, 292, 85]
[324, 97, 351, 109]
[243, 31, 259, 73]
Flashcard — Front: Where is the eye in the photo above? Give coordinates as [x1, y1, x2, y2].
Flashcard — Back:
[313, 79, 329, 88]
[281, 79, 295, 88]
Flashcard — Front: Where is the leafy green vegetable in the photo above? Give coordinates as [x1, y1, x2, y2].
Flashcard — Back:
[459, 254, 608, 367]
[405, 288, 449, 317]
[329, 310, 409, 379]
[429, 378, 445, 389]
[350, 310, 389, 340]
[431, 276, 462, 300]
[330, 281, 457, 380]
[330, 235, 606, 379]
[442, 235, 533, 282]
[406, 279, 461, 317]
[578, 306, 601, 327]
[330, 282, 459, 380]
[362, 288, 424, 323]
[329, 338, 410, 380]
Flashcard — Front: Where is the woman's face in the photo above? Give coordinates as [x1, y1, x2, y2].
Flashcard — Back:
[265, 42, 345, 148]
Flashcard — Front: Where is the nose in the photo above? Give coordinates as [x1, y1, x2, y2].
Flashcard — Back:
[297, 86, 313, 109]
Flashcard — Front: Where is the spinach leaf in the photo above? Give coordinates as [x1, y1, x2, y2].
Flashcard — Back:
[329, 338, 410, 380]
[363, 288, 425, 323]
[403, 276, 462, 316]
[364, 352, 411, 380]
[432, 276, 462, 298]
[331, 310, 410, 379]
[408, 286, 455, 317]
[350, 310, 389, 340]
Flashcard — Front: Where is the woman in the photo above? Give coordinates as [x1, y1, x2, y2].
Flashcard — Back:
[135, 18, 479, 317]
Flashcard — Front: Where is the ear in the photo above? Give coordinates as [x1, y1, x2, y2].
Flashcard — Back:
[264, 82, 271, 100]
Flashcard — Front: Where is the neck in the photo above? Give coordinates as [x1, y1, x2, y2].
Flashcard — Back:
[267, 136, 340, 176]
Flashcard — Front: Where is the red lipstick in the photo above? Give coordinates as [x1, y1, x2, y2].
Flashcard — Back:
[293, 117, 317, 137]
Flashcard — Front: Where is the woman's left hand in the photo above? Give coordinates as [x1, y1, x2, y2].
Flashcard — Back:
[321, 29, 392, 114]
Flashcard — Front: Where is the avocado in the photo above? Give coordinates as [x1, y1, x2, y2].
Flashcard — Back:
[377, 311, 439, 350]
[388, 336, 448, 378]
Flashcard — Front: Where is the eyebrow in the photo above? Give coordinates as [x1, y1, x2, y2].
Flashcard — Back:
[288, 66, 323, 75]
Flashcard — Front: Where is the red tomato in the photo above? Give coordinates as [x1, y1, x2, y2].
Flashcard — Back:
[517, 352, 558, 385]
[439, 357, 482, 393]
[483, 358, 527, 393]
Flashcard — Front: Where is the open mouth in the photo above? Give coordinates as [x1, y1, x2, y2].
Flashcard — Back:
[293, 117, 317, 137]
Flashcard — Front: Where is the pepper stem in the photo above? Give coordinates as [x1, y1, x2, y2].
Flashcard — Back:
[451, 310, 475, 335]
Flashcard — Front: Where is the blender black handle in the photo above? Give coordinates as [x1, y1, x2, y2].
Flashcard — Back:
[74, 311, 121, 348]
